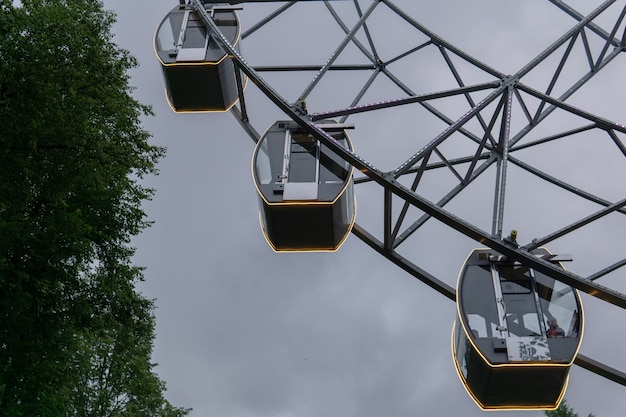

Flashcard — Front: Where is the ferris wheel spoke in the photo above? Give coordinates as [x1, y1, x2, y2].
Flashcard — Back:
[608, 129, 626, 157]
[507, 156, 626, 217]
[523, 198, 626, 251]
[355, 224, 626, 387]
[240, 1, 295, 39]
[575, 354, 626, 386]
[587, 258, 626, 281]
[169, 0, 626, 393]
[549, 0, 625, 45]
[297, 1, 380, 101]
[310, 82, 500, 121]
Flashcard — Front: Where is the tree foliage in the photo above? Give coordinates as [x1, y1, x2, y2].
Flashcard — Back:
[0, 1, 188, 415]
[545, 400, 596, 417]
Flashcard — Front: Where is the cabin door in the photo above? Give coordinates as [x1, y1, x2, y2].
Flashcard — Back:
[494, 263, 553, 362]
[282, 130, 319, 201]
[176, 11, 209, 62]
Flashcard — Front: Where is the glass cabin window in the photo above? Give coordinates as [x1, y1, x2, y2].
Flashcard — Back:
[467, 314, 488, 338]
[455, 321, 470, 378]
[181, 13, 208, 48]
[176, 12, 209, 62]
[289, 133, 318, 183]
[255, 135, 287, 186]
[461, 265, 501, 338]
[548, 281, 579, 337]
[255, 126, 352, 195]
[157, 12, 184, 52]
[255, 139, 272, 185]
[535, 273, 580, 337]
[498, 265, 543, 337]
[213, 10, 238, 26]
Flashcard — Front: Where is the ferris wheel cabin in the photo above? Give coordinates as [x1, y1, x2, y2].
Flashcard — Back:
[252, 120, 356, 252]
[154, 1, 242, 112]
[452, 248, 583, 410]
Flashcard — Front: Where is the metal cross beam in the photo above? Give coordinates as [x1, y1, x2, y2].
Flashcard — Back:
[189, 0, 626, 386]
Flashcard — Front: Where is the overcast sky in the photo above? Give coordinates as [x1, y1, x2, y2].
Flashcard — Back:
[101, 1, 625, 416]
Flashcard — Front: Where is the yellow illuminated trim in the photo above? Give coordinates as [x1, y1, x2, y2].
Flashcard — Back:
[450, 321, 493, 411]
[159, 53, 230, 67]
[451, 322, 568, 411]
[257, 195, 357, 253]
[250, 122, 356, 207]
[250, 121, 357, 252]
[162, 72, 249, 114]
[451, 247, 585, 410]
[154, 6, 248, 113]
[252, 165, 355, 207]
[455, 248, 584, 368]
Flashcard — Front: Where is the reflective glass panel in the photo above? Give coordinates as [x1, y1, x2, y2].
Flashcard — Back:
[455, 321, 469, 378]
[498, 265, 543, 337]
[255, 135, 286, 185]
[535, 272, 580, 337]
[157, 12, 184, 52]
[182, 14, 208, 49]
[461, 265, 500, 338]
[255, 140, 272, 185]
[289, 133, 317, 183]
[548, 281, 579, 337]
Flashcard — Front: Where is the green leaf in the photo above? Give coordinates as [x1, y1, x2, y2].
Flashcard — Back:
[0, 1, 186, 415]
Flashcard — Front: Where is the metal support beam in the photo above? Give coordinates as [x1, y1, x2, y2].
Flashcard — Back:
[298, 1, 380, 101]
[194, 0, 626, 387]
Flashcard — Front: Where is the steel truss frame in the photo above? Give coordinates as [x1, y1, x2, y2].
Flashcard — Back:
[189, 0, 626, 385]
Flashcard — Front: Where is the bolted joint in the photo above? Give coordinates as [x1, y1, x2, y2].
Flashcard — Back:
[292, 99, 307, 115]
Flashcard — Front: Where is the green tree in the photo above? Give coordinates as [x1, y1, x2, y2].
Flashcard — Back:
[0, 1, 188, 416]
[545, 400, 595, 417]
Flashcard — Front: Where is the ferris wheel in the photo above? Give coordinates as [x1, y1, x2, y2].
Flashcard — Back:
[154, 0, 626, 409]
